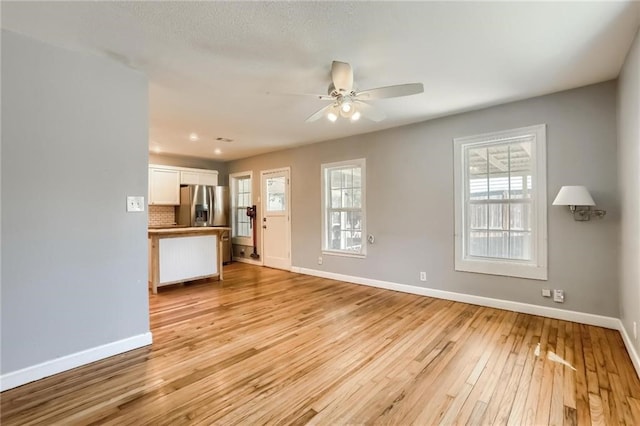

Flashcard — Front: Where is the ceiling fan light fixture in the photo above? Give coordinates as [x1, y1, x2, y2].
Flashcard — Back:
[327, 111, 338, 122]
[341, 102, 352, 113]
[339, 105, 355, 119]
[351, 111, 361, 121]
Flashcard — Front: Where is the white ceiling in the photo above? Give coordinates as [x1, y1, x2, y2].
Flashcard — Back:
[2, 1, 639, 161]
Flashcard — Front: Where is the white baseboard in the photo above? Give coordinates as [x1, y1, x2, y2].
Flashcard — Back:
[233, 256, 263, 266]
[0, 332, 152, 392]
[618, 320, 640, 378]
[291, 266, 620, 330]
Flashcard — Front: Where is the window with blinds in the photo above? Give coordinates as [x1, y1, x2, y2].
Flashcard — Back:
[454, 125, 548, 280]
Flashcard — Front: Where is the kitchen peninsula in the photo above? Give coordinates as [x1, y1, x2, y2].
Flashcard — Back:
[148, 227, 231, 294]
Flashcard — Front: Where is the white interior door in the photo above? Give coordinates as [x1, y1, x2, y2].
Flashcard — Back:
[261, 168, 291, 270]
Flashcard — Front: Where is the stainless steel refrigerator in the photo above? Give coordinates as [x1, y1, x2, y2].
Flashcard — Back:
[176, 185, 231, 263]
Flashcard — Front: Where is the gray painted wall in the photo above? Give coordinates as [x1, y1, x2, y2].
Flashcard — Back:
[149, 153, 228, 185]
[618, 28, 640, 355]
[1, 31, 150, 373]
[229, 81, 619, 317]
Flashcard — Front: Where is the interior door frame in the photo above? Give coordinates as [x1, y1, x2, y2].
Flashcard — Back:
[260, 167, 292, 270]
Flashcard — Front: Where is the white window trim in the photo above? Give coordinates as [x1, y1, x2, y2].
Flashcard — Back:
[321, 158, 367, 258]
[230, 171, 253, 246]
[453, 124, 548, 280]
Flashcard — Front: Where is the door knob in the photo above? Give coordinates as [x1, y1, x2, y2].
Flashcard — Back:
[262, 225, 267, 229]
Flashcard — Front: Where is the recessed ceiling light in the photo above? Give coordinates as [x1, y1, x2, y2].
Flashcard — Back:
[189, 133, 199, 142]
[214, 148, 222, 155]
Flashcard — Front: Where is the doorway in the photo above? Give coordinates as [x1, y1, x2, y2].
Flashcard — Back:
[260, 167, 291, 270]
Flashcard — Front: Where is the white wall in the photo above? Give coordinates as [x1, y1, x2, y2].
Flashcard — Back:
[229, 81, 619, 318]
[1, 31, 150, 382]
[618, 28, 640, 358]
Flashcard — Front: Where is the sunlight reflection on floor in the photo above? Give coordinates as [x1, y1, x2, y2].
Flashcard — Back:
[534, 342, 576, 371]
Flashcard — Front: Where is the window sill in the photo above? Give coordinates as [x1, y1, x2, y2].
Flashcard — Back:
[322, 250, 366, 259]
[455, 257, 547, 281]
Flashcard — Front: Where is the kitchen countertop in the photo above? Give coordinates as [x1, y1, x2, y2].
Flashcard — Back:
[148, 226, 231, 236]
[148, 224, 183, 229]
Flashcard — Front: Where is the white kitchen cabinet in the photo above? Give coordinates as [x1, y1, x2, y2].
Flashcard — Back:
[180, 169, 218, 186]
[149, 167, 180, 205]
[149, 165, 219, 206]
[199, 171, 218, 186]
[180, 170, 200, 185]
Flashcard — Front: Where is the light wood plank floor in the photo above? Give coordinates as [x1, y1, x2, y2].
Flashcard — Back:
[2, 263, 640, 425]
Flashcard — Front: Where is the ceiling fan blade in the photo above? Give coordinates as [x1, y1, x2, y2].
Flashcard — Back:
[356, 83, 424, 100]
[354, 101, 386, 122]
[331, 61, 354, 92]
[305, 103, 336, 122]
[266, 91, 334, 101]
[309, 94, 335, 101]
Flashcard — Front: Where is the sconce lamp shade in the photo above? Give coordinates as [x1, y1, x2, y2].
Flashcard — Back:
[552, 186, 596, 206]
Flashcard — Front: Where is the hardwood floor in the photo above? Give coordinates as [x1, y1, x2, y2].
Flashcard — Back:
[2, 263, 640, 425]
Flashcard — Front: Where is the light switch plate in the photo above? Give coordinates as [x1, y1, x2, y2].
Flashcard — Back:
[553, 289, 565, 303]
[127, 196, 145, 212]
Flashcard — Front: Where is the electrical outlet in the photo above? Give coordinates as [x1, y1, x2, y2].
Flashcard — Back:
[419, 272, 427, 282]
[318, 256, 323, 265]
[553, 289, 565, 303]
[542, 288, 551, 298]
[634, 322, 637, 340]
[126, 196, 145, 212]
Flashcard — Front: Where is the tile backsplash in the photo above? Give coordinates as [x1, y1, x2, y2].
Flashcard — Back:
[149, 205, 176, 226]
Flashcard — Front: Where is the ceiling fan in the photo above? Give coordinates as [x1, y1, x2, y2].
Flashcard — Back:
[305, 61, 424, 123]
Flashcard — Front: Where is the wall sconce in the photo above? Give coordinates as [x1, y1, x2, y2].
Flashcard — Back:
[552, 185, 606, 221]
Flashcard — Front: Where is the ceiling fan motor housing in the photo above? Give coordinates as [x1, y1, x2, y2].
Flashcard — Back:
[327, 83, 356, 98]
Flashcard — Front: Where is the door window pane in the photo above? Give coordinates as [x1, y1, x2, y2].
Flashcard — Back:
[266, 176, 286, 212]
